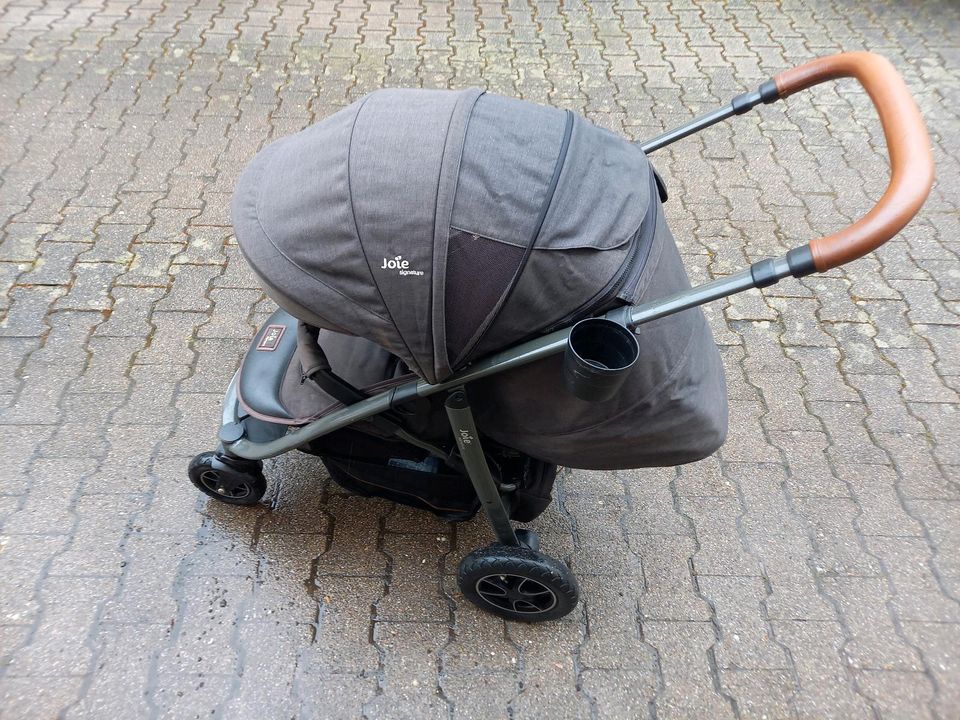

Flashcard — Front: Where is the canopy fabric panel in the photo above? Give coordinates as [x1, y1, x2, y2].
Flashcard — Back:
[233, 88, 657, 384]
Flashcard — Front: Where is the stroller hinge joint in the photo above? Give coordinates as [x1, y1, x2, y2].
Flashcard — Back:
[219, 421, 246, 445]
[732, 79, 780, 115]
[786, 245, 816, 278]
[750, 258, 782, 288]
[752, 249, 814, 289]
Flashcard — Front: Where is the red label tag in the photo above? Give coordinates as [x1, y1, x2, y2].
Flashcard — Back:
[256, 324, 286, 351]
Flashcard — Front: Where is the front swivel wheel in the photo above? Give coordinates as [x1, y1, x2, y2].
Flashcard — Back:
[458, 544, 579, 622]
[188, 452, 267, 506]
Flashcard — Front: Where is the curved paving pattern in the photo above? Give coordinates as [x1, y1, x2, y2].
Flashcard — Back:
[1, 0, 958, 718]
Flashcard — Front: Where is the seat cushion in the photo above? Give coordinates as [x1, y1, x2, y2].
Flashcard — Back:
[238, 309, 411, 425]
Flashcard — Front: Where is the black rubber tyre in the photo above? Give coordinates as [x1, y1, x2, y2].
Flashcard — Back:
[458, 544, 579, 622]
[188, 452, 267, 506]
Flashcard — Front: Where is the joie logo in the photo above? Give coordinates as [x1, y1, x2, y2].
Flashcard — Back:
[256, 324, 285, 351]
[459, 430, 473, 445]
[381, 255, 424, 277]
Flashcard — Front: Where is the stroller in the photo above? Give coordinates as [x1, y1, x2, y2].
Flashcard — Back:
[189, 52, 932, 622]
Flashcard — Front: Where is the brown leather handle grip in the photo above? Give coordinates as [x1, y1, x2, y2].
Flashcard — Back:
[774, 52, 934, 272]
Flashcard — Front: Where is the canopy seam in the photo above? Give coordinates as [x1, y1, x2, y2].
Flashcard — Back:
[346, 94, 423, 377]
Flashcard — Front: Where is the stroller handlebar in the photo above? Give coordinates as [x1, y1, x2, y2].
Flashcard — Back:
[773, 51, 934, 272]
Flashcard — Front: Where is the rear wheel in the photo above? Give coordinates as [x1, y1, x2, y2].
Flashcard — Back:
[458, 544, 579, 622]
[188, 452, 267, 506]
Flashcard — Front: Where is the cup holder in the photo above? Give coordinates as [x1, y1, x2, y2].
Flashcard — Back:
[563, 318, 640, 402]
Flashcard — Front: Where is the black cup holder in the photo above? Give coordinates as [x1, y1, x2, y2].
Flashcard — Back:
[563, 318, 640, 402]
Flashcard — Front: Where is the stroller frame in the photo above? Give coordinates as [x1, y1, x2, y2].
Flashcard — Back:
[192, 52, 933, 622]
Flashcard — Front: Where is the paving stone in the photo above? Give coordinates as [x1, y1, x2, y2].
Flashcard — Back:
[54, 262, 123, 311]
[221, 622, 308, 719]
[682, 496, 760, 577]
[697, 575, 790, 670]
[295, 670, 379, 720]
[718, 668, 796, 720]
[154, 574, 254, 678]
[856, 669, 936, 720]
[508, 612, 591, 719]
[115, 242, 179, 287]
[674, 456, 737, 497]
[0, 677, 86, 720]
[149, 673, 238, 719]
[578, 573, 655, 670]
[643, 620, 736, 720]
[795, 497, 884, 578]
[303, 576, 383, 674]
[579, 668, 657, 719]
[821, 575, 926, 672]
[772, 619, 875, 719]
[836, 462, 925, 534]
[807, 400, 890, 466]
[906, 500, 960, 578]
[0, 285, 65, 337]
[907, 401, 960, 467]
[364, 622, 452, 719]
[718, 399, 782, 464]
[62, 623, 168, 719]
[0, 223, 58, 262]
[786, 346, 860, 402]
[5, 575, 118, 677]
[901, 621, 960, 720]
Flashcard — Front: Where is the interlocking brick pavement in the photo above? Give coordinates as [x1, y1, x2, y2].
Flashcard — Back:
[1, 0, 958, 717]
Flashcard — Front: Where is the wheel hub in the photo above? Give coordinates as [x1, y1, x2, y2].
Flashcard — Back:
[475, 573, 558, 614]
[198, 468, 251, 500]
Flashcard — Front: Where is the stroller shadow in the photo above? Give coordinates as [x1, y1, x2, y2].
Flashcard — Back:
[195, 446, 701, 638]
[196, 451, 589, 626]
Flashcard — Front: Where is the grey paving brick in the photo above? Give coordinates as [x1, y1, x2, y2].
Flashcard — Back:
[221, 622, 308, 720]
[61, 623, 167, 719]
[579, 668, 657, 719]
[304, 575, 383, 674]
[822, 575, 926, 672]
[857, 669, 937, 720]
[5, 575, 118, 678]
[365, 621, 451, 719]
[719, 668, 796, 720]
[698, 575, 790, 670]
[795, 497, 884, 577]
[683, 496, 761, 577]
[577, 574, 653, 669]
[643, 620, 736, 720]
[834, 462, 926, 536]
[0, 677, 86, 720]
[901, 620, 960, 720]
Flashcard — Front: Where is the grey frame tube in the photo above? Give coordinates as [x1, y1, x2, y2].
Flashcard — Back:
[445, 388, 519, 546]
[638, 105, 736, 155]
[223, 264, 776, 461]
[637, 82, 777, 155]
[221, 88, 795, 462]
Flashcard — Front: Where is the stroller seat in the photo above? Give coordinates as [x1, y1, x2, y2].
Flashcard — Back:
[235, 308, 558, 522]
[237, 309, 412, 426]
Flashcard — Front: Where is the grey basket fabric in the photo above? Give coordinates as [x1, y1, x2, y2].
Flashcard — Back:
[232, 88, 727, 469]
[472, 211, 727, 469]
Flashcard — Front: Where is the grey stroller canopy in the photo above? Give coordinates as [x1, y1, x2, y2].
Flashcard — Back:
[233, 88, 655, 384]
[233, 88, 727, 470]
